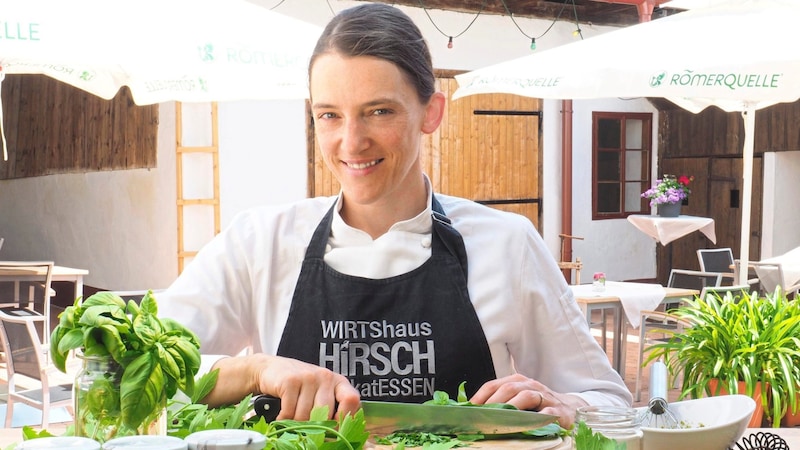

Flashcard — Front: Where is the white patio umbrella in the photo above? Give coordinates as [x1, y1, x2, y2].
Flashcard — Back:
[0, 0, 323, 159]
[452, 0, 800, 286]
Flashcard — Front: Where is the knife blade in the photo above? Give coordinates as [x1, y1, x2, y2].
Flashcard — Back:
[361, 400, 558, 435]
[252, 395, 558, 435]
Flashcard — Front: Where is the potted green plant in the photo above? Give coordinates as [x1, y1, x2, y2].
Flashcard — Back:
[644, 287, 800, 427]
[50, 291, 202, 442]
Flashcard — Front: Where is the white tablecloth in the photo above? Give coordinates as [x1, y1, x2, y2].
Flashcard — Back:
[627, 215, 717, 246]
[571, 281, 666, 328]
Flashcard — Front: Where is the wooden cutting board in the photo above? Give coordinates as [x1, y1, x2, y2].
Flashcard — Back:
[367, 435, 572, 449]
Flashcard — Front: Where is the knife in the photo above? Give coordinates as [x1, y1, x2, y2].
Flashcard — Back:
[253, 395, 558, 435]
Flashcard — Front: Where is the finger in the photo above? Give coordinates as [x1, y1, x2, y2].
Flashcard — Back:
[313, 382, 339, 420]
[292, 384, 320, 421]
[276, 386, 300, 420]
[469, 378, 505, 404]
[506, 389, 548, 411]
[334, 381, 361, 419]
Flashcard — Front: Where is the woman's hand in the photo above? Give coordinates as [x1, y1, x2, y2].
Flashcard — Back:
[256, 355, 361, 421]
[204, 353, 361, 421]
[470, 373, 589, 428]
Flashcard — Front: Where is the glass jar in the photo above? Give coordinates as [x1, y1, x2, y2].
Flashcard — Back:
[592, 272, 606, 292]
[573, 406, 642, 450]
[184, 429, 267, 450]
[16, 437, 101, 449]
[74, 353, 167, 444]
[102, 435, 187, 449]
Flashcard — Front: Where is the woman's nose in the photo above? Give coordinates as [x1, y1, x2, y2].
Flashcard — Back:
[339, 118, 369, 153]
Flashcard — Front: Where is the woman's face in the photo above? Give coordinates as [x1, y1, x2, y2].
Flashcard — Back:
[309, 53, 443, 209]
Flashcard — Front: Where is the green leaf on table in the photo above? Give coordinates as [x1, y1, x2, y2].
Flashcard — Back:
[573, 421, 625, 450]
[191, 369, 219, 403]
[335, 409, 370, 448]
[225, 394, 254, 430]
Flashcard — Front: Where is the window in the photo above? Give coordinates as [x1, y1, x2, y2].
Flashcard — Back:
[592, 112, 652, 219]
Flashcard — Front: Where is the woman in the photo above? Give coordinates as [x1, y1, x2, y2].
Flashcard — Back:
[160, 3, 630, 428]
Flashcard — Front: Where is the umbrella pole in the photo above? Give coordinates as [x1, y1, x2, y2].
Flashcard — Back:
[738, 107, 756, 287]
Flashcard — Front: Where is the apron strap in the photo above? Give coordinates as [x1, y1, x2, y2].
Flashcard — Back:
[431, 195, 469, 281]
[304, 200, 337, 260]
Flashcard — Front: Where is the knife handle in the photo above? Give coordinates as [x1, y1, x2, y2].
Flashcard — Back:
[253, 394, 281, 423]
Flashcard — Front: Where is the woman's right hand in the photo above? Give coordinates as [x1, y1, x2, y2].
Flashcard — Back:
[206, 353, 361, 421]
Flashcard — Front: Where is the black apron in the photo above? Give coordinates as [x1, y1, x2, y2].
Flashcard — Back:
[277, 196, 495, 402]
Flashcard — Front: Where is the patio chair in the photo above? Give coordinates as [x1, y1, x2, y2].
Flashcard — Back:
[696, 248, 736, 285]
[749, 262, 800, 297]
[634, 269, 723, 401]
[557, 234, 584, 285]
[0, 261, 55, 344]
[0, 308, 73, 428]
[699, 284, 752, 303]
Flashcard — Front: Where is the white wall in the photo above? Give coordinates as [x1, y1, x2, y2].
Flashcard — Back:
[762, 151, 800, 258]
[218, 100, 310, 229]
[553, 98, 660, 283]
[0, 103, 178, 290]
[0, 0, 660, 291]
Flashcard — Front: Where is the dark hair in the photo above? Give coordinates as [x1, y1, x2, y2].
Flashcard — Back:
[309, 4, 435, 103]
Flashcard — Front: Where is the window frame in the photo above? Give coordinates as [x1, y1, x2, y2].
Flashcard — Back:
[591, 111, 652, 220]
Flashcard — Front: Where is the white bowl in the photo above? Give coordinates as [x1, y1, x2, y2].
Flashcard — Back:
[637, 394, 755, 450]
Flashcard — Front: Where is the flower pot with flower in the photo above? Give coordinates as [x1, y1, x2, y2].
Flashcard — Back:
[641, 174, 693, 217]
[592, 272, 606, 292]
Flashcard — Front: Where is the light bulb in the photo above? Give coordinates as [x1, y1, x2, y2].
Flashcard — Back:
[447, 36, 453, 49]
[530, 38, 536, 50]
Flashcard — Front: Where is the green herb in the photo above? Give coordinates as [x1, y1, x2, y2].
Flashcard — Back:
[573, 421, 625, 450]
[375, 431, 466, 447]
[50, 291, 202, 432]
[424, 382, 518, 410]
[166, 370, 370, 449]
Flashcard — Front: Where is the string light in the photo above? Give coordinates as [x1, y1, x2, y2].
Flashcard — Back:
[500, 0, 570, 50]
[570, 0, 584, 40]
[416, 0, 489, 49]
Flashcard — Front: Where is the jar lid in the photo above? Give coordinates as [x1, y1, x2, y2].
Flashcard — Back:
[184, 430, 267, 450]
[101, 435, 187, 450]
[16, 436, 101, 449]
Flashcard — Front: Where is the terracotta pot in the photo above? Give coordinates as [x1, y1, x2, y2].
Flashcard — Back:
[708, 379, 765, 428]
[780, 395, 800, 427]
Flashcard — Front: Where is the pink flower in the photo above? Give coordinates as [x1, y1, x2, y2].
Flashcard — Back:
[593, 272, 606, 281]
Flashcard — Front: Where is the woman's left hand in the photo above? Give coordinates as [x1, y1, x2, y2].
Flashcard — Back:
[470, 373, 589, 428]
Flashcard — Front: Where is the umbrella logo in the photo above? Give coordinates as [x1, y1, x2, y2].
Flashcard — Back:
[650, 72, 666, 88]
[198, 44, 214, 62]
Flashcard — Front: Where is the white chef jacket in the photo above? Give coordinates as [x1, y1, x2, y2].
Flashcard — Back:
[159, 186, 632, 408]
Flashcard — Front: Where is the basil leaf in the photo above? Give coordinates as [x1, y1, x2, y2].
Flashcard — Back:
[120, 351, 165, 430]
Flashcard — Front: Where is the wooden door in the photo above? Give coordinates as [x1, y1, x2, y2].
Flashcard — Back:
[309, 77, 543, 229]
[658, 156, 762, 284]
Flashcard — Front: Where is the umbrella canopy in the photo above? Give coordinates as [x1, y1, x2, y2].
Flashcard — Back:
[452, 0, 800, 286]
[0, 0, 322, 104]
[0, 0, 323, 160]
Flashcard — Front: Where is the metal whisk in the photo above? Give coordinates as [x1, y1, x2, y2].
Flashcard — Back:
[639, 360, 679, 429]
